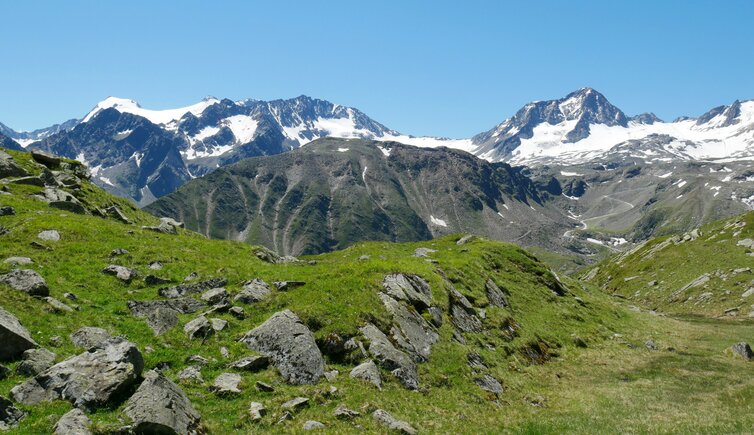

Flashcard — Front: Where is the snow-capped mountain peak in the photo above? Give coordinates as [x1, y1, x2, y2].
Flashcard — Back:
[82, 96, 221, 125]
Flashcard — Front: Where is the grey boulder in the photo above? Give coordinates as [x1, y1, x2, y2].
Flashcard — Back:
[3, 257, 32, 266]
[102, 265, 138, 283]
[16, 348, 56, 376]
[449, 287, 483, 333]
[210, 373, 241, 395]
[349, 360, 382, 390]
[0, 395, 26, 431]
[382, 274, 433, 310]
[128, 298, 204, 336]
[234, 279, 271, 304]
[240, 310, 324, 385]
[0, 269, 49, 296]
[37, 230, 60, 241]
[0, 306, 38, 361]
[485, 279, 509, 308]
[70, 327, 112, 349]
[11, 337, 144, 410]
[373, 409, 417, 434]
[731, 342, 754, 360]
[184, 316, 214, 340]
[123, 369, 202, 435]
[54, 408, 92, 435]
[360, 323, 418, 390]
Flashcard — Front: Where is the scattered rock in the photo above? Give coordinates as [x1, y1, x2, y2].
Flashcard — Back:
[360, 323, 418, 390]
[142, 218, 183, 235]
[333, 404, 360, 420]
[303, 420, 325, 430]
[31, 150, 62, 167]
[251, 246, 300, 264]
[201, 288, 228, 305]
[0, 157, 28, 178]
[281, 397, 309, 412]
[255, 381, 275, 392]
[234, 279, 271, 303]
[731, 342, 754, 360]
[128, 298, 204, 336]
[11, 337, 144, 409]
[737, 239, 754, 249]
[373, 409, 417, 435]
[413, 247, 436, 258]
[109, 248, 129, 257]
[449, 287, 483, 333]
[240, 310, 325, 385]
[35, 231, 57, 243]
[144, 275, 172, 285]
[16, 348, 56, 376]
[53, 408, 92, 435]
[229, 355, 269, 372]
[0, 206, 14, 216]
[159, 278, 228, 299]
[3, 257, 32, 266]
[350, 360, 382, 389]
[358, 255, 370, 261]
[210, 318, 228, 332]
[44, 296, 74, 313]
[10, 175, 45, 187]
[0, 305, 38, 360]
[324, 369, 339, 382]
[70, 327, 112, 349]
[63, 292, 77, 301]
[228, 306, 245, 319]
[149, 261, 164, 270]
[467, 352, 488, 369]
[382, 274, 433, 310]
[0, 364, 9, 380]
[102, 265, 138, 283]
[379, 293, 438, 361]
[210, 373, 242, 395]
[0, 269, 49, 296]
[475, 374, 503, 396]
[249, 402, 266, 421]
[277, 412, 294, 424]
[104, 205, 131, 224]
[485, 278, 509, 308]
[456, 234, 475, 245]
[124, 369, 202, 434]
[184, 316, 214, 340]
[274, 281, 306, 292]
[645, 340, 657, 350]
[186, 355, 211, 365]
[43, 188, 86, 213]
[177, 366, 204, 383]
[0, 395, 26, 430]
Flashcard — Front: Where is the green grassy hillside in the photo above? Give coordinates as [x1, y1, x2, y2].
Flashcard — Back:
[3, 148, 754, 433]
[584, 210, 754, 317]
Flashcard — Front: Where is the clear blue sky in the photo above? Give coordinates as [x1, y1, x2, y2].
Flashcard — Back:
[1, 0, 753, 137]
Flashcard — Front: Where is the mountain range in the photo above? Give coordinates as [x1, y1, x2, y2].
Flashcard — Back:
[3, 88, 753, 207]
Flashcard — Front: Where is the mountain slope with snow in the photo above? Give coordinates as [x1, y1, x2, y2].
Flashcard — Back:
[471, 88, 754, 166]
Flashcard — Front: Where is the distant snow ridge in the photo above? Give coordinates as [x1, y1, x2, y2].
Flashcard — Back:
[470, 88, 754, 165]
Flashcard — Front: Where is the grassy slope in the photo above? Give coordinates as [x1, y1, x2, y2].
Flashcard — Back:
[2, 148, 754, 433]
[585, 210, 754, 317]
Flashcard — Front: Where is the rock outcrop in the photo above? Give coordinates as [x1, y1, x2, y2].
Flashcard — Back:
[123, 369, 203, 434]
[0, 269, 49, 296]
[240, 310, 324, 385]
[0, 306, 38, 361]
[11, 337, 144, 410]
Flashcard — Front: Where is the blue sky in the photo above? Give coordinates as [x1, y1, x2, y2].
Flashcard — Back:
[1, 0, 753, 137]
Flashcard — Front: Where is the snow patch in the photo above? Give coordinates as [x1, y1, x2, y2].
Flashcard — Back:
[83, 96, 219, 125]
[337, 147, 349, 152]
[560, 171, 584, 177]
[430, 215, 448, 227]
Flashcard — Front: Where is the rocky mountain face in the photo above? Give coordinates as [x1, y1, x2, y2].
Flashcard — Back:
[0, 119, 78, 148]
[472, 88, 754, 166]
[146, 138, 572, 256]
[0, 133, 23, 152]
[19, 95, 453, 206]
